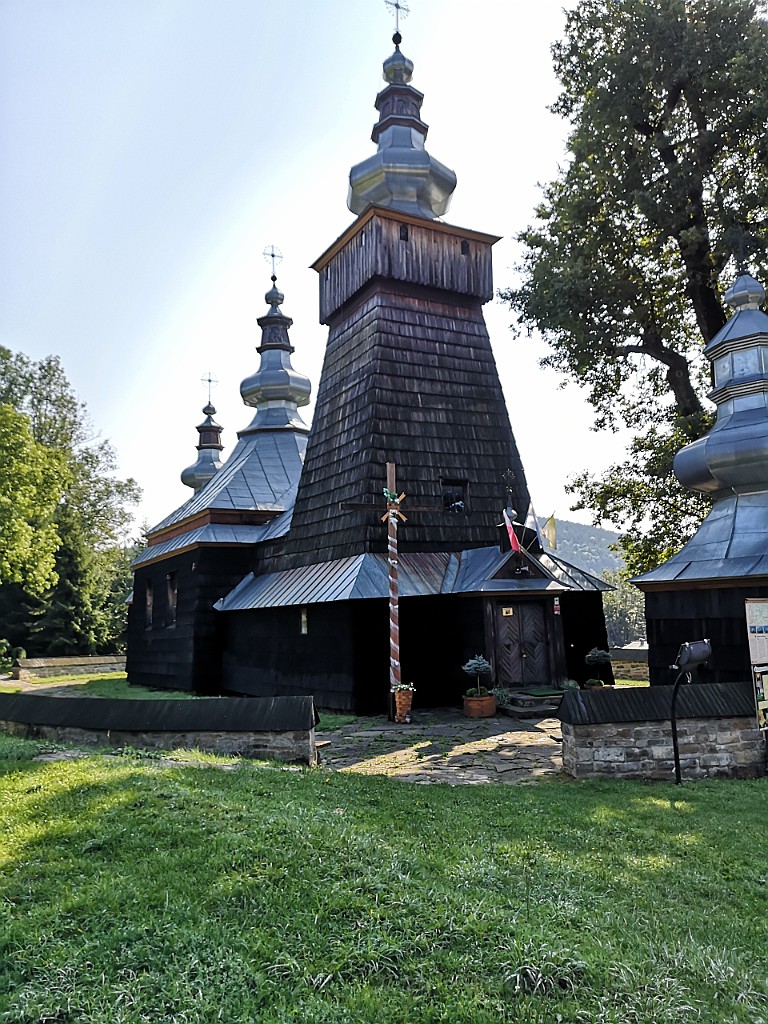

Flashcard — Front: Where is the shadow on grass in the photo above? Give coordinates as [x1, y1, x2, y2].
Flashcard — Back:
[2, 750, 768, 1022]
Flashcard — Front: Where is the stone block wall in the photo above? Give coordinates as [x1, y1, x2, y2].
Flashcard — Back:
[1, 720, 316, 766]
[609, 648, 649, 682]
[562, 716, 765, 780]
[12, 656, 127, 680]
[610, 659, 650, 682]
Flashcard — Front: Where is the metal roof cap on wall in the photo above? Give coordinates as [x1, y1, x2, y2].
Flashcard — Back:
[559, 680, 754, 726]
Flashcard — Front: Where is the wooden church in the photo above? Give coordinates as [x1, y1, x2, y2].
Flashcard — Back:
[126, 31, 611, 711]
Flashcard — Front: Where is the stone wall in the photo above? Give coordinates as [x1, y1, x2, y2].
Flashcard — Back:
[12, 656, 127, 680]
[610, 659, 649, 681]
[1, 720, 316, 765]
[609, 647, 649, 682]
[562, 716, 765, 780]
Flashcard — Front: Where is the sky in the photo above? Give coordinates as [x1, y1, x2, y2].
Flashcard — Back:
[0, 0, 631, 534]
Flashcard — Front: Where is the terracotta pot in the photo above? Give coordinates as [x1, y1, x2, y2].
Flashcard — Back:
[394, 690, 413, 723]
[463, 694, 497, 718]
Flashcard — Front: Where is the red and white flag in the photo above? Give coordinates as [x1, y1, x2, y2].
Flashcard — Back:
[503, 509, 521, 553]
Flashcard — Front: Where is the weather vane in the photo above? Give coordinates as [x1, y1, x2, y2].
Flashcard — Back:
[201, 372, 218, 405]
[262, 244, 283, 280]
[385, 0, 409, 33]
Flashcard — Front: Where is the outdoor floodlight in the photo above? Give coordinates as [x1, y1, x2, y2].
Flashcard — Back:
[671, 639, 712, 672]
[670, 638, 712, 785]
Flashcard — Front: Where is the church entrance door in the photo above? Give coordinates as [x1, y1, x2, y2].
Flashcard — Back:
[494, 601, 550, 687]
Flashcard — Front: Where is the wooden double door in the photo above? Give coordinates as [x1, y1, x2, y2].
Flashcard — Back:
[494, 600, 550, 687]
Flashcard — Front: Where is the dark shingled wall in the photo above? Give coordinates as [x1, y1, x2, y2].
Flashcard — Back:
[279, 282, 531, 569]
[644, 584, 768, 686]
[127, 547, 259, 694]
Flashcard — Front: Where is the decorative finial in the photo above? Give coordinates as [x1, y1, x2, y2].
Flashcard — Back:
[262, 244, 283, 279]
[385, 0, 409, 36]
[201, 371, 218, 407]
[724, 224, 763, 276]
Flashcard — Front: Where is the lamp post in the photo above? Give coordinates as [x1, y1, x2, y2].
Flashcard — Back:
[669, 639, 712, 784]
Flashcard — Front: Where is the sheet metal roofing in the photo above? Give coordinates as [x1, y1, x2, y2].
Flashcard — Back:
[215, 546, 607, 611]
[132, 513, 293, 568]
[149, 430, 308, 535]
[635, 492, 768, 585]
[558, 680, 754, 726]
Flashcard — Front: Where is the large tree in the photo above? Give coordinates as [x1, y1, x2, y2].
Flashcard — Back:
[0, 403, 68, 594]
[501, 0, 768, 574]
[0, 347, 140, 655]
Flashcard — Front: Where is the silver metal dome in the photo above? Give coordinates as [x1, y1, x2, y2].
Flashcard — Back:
[348, 32, 456, 221]
[239, 276, 311, 436]
[674, 269, 768, 498]
[180, 403, 224, 491]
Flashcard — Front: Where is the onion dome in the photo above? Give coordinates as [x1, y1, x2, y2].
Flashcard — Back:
[348, 31, 457, 221]
[674, 270, 768, 497]
[180, 401, 224, 491]
[238, 276, 311, 435]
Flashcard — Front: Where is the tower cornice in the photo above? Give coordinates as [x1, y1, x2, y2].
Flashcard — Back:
[312, 207, 501, 325]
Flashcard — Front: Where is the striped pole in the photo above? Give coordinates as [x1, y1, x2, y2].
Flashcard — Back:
[386, 463, 401, 695]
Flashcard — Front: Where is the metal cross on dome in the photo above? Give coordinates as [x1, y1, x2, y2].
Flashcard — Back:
[262, 244, 283, 278]
[385, 0, 409, 32]
[725, 224, 758, 275]
[201, 372, 218, 404]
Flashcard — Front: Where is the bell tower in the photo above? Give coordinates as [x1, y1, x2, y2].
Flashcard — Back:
[279, 32, 532, 567]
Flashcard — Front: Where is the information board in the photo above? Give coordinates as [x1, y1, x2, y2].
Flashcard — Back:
[745, 599, 768, 730]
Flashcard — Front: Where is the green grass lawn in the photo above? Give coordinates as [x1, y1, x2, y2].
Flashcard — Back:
[22, 672, 200, 699]
[1, 737, 767, 1023]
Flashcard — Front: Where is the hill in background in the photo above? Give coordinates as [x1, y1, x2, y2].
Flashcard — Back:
[543, 518, 622, 579]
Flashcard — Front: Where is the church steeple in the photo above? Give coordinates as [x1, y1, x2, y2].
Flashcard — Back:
[180, 401, 224, 492]
[348, 31, 457, 220]
[238, 275, 311, 436]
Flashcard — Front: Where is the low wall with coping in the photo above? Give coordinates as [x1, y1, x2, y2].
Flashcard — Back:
[609, 647, 649, 682]
[12, 656, 127, 680]
[0, 693, 317, 765]
[559, 681, 765, 781]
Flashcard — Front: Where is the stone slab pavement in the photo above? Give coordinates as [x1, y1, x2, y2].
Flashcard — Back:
[317, 707, 567, 785]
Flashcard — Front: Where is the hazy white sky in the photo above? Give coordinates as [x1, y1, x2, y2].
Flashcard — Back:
[0, 0, 629, 532]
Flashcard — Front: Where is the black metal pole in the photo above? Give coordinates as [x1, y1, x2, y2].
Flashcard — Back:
[670, 669, 691, 785]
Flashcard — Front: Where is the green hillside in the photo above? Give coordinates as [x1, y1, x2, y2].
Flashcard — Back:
[541, 518, 622, 578]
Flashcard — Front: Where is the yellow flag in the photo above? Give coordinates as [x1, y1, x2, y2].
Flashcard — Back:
[543, 514, 557, 550]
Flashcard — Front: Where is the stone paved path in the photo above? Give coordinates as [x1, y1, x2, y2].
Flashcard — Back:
[318, 708, 566, 785]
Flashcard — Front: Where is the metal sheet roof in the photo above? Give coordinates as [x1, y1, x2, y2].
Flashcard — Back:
[132, 513, 294, 568]
[558, 680, 754, 726]
[216, 545, 608, 611]
[150, 429, 307, 535]
[540, 553, 613, 592]
[635, 491, 768, 585]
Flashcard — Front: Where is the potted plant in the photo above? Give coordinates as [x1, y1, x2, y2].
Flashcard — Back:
[585, 647, 614, 685]
[462, 655, 496, 718]
[584, 677, 604, 690]
[392, 681, 415, 723]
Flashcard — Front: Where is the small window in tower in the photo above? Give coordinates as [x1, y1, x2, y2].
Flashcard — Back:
[300, 607, 308, 635]
[165, 572, 178, 627]
[461, 240, 470, 256]
[145, 580, 153, 630]
[442, 479, 469, 513]
[399, 224, 409, 241]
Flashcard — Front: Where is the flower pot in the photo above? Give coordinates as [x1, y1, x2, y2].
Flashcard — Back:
[394, 690, 413, 723]
[463, 694, 497, 718]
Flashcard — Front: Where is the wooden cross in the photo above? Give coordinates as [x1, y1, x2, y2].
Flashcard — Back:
[340, 462, 436, 714]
